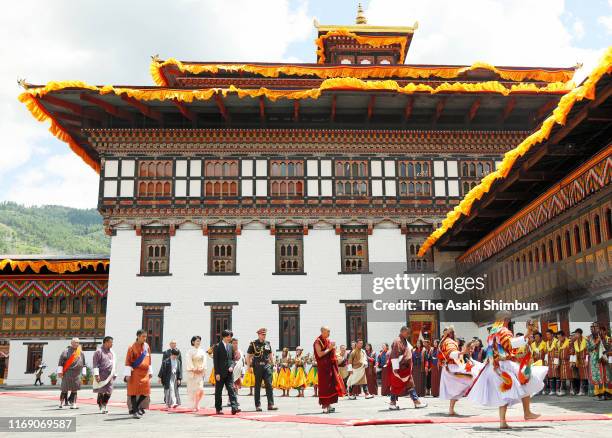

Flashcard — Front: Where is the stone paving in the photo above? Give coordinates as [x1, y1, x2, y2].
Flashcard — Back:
[0, 385, 610, 437]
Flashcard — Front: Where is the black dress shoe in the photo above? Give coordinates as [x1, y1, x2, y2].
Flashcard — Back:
[216, 410, 223, 415]
[255, 406, 262, 412]
[268, 405, 278, 411]
[231, 408, 241, 415]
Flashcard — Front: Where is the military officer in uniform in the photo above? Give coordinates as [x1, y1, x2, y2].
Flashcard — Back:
[246, 328, 278, 411]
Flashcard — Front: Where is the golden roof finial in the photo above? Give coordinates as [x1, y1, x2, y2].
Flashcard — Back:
[356, 3, 367, 25]
[17, 78, 31, 90]
[151, 54, 161, 63]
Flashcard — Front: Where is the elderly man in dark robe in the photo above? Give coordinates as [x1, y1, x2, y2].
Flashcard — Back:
[57, 337, 86, 409]
[93, 336, 116, 413]
[314, 326, 346, 414]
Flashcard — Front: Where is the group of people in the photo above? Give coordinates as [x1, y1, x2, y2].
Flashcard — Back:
[53, 315, 611, 427]
[530, 323, 612, 400]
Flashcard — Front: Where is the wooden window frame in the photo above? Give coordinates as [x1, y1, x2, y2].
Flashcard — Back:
[25, 344, 44, 374]
[278, 305, 300, 350]
[210, 306, 232, 345]
[345, 304, 368, 347]
[140, 226, 171, 276]
[275, 229, 304, 274]
[340, 228, 369, 274]
[207, 229, 237, 275]
[141, 306, 165, 354]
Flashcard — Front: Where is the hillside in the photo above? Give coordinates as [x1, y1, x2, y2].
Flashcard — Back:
[0, 202, 110, 256]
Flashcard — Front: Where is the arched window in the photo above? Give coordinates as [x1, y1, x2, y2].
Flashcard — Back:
[101, 297, 107, 313]
[574, 225, 582, 253]
[45, 297, 54, 314]
[139, 162, 148, 177]
[164, 162, 172, 177]
[17, 298, 26, 315]
[2, 296, 13, 315]
[556, 235, 563, 260]
[31, 297, 41, 314]
[606, 208, 612, 240]
[408, 163, 414, 178]
[564, 230, 572, 257]
[583, 221, 592, 249]
[85, 296, 95, 314]
[72, 297, 81, 314]
[59, 297, 67, 314]
[594, 214, 602, 245]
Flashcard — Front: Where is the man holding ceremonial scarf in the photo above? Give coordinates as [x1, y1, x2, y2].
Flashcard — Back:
[124, 329, 152, 418]
[57, 337, 86, 409]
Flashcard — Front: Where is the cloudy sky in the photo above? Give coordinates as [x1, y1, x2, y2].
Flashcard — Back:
[0, 0, 609, 209]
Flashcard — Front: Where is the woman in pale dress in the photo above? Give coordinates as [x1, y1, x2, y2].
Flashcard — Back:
[185, 335, 207, 412]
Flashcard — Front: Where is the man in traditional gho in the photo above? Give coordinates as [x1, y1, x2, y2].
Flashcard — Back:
[314, 326, 346, 414]
[439, 326, 483, 416]
[336, 344, 349, 390]
[246, 328, 277, 411]
[124, 329, 153, 419]
[158, 348, 181, 409]
[346, 339, 373, 399]
[466, 314, 546, 429]
[543, 329, 559, 395]
[587, 322, 610, 400]
[557, 330, 573, 396]
[571, 328, 589, 395]
[57, 337, 86, 409]
[388, 326, 427, 410]
[530, 332, 546, 363]
[92, 336, 116, 413]
[377, 343, 390, 396]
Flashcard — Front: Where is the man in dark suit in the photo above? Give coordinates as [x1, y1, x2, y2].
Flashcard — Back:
[214, 329, 240, 414]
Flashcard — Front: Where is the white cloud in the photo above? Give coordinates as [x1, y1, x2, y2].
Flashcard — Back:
[0, 0, 312, 208]
[366, 0, 606, 82]
[573, 19, 585, 40]
[598, 15, 612, 34]
[4, 154, 99, 209]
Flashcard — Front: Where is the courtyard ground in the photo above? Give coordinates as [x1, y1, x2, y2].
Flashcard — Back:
[0, 385, 610, 437]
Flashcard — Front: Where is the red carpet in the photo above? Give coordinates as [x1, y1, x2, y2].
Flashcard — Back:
[1, 392, 610, 426]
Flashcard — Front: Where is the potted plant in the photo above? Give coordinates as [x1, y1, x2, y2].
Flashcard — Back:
[49, 373, 57, 385]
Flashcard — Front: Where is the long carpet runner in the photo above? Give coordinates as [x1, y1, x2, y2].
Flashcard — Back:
[1, 392, 610, 427]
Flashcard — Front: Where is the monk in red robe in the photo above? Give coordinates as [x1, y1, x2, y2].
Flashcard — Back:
[124, 329, 152, 419]
[314, 326, 346, 414]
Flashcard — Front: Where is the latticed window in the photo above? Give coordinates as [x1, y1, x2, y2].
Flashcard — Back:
[405, 224, 435, 273]
[137, 160, 173, 197]
[340, 228, 369, 273]
[141, 227, 170, 275]
[335, 160, 368, 177]
[204, 160, 239, 197]
[399, 161, 430, 178]
[270, 160, 304, 177]
[336, 181, 368, 196]
[398, 161, 431, 197]
[270, 181, 304, 196]
[275, 230, 304, 274]
[25, 344, 44, 374]
[462, 181, 478, 195]
[208, 230, 237, 274]
[460, 161, 492, 178]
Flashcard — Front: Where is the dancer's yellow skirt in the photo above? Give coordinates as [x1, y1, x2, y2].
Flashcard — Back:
[242, 367, 255, 387]
[208, 368, 216, 385]
[272, 370, 279, 388]
[292, 366, 307, 388]
[306, 366, 318, 386]
[277, 367, 292, 390]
